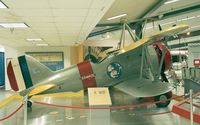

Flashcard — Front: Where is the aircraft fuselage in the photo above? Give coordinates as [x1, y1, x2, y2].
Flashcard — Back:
[42, 46, 147, 94]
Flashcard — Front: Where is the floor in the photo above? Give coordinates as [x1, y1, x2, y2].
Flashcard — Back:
[0, 87, 199, 125]
[0, 87, 15, 102]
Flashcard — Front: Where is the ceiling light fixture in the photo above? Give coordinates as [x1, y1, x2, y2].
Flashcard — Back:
[36, 43, 48, 46]
[107, 14, 127, 21]
[56, 119, 63, 122]
[0, 1, 8, 9]
[26, 38, 43, 41]
[0, 22, 28, 28]
[186, 32, 190, 35]
[102, 32, 112, 39]
[65, 116, 75, 120]
[48, 111, 58, 115]
[190, 25, 200, 29]
[164, 0, 179, 4]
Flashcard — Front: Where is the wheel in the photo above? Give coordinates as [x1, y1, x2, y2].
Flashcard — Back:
[154, 92, 172, 108]
[27, 100, 32, 108]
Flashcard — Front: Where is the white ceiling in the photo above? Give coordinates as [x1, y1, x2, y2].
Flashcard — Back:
[98, 0, 158, 24]
[1, 0, 200, 48]
[0, 0, 114, 47]
[148, 0, 200, 17]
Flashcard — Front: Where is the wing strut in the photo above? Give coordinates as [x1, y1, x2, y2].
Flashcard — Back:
[140, 46, 145, 79]
[140, 45, 158, 81]
[117, 20, 141, 49]
[157, 47, 167, 80]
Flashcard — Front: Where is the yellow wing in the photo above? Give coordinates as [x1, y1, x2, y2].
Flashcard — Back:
[28, 84, 56, 96]
[117, 24, 189, 55]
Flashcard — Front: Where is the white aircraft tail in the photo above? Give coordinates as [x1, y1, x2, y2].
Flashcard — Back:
[7, 55, 54, 92]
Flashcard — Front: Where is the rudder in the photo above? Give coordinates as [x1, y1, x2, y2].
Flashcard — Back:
[7, 55, 54, 92]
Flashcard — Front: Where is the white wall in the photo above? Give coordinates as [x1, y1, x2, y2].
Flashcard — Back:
[17, 46, 71, 68]
[188, 43, 200, 68]
[1, 45, 72, 90]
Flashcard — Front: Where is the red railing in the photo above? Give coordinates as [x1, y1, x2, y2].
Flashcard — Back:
[172, 92, 200, 123]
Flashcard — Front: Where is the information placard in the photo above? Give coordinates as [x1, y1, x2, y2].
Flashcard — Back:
[88, 87, 112, 106]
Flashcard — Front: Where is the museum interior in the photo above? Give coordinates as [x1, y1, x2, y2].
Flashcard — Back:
[0, 0, 200, 125]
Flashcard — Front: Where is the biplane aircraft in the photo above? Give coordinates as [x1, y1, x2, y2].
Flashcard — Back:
[7, 23, 188, 107]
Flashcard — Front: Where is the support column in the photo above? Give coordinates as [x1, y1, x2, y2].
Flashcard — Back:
[190, 89, 193, 125]
[23, 95, 28, 125]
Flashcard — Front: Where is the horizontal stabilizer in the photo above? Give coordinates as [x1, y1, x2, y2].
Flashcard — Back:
[115, 78, 173, 97]
[29, 84, 57, 96]
[19, 83, 57, 96]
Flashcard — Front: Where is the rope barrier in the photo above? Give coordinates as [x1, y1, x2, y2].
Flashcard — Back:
[0, 95, 185, 122]
[0, 104, 24, 122]
[34, 95, 184, 110]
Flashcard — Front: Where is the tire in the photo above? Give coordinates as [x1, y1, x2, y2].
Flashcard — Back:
[154, 92, 172, 108]
[27, 101, 32, 108]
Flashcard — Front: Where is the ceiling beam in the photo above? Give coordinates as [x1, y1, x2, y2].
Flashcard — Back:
[88, 2, 200, 38]
[87, 26, 120, 38]
[166, 29, 200, 42]
[141, 0, 168, 19]
[162, 4, 200, 19]
[169, 40, 200, 49]
[167, 30, 200, 49]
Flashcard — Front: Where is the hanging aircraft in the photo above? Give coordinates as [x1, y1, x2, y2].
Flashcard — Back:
[7, 23, 188, 108]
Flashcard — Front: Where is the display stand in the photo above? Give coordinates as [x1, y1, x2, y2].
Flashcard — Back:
[64, 99, 73, 120]
[23, 95, 28, 125]
[87, 87, 112, 125]
[88, 108, 110, 125]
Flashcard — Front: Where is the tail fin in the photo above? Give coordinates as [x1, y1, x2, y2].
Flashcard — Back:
[7, 55, 54, 92]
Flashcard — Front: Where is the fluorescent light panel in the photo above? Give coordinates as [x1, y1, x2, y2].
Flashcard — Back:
[0, 22, 28, 28]
[56, 119, 63, 122]
[107, 14, 127, 20]
[0, 1, 8, 9]
[27, 38, 43, 41]
[36, 43, 48, 46]
[164, 0, 179, 5]
[191, 25, 200, 29]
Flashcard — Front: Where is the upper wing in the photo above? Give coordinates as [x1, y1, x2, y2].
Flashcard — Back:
[97, 24, 188, 59]
[149, 24, 189, 39]
[114, 78, 173, 97]
[117, 24, 189, 55]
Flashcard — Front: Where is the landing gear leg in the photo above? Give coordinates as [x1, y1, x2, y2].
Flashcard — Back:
[154, 91, 172, 108]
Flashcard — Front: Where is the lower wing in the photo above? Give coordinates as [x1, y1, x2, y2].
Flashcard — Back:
[115, 78, 174, 97]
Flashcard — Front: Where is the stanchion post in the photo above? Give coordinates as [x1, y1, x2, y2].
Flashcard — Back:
[190, 89, 193, 125]
[23, 95, 28, 125]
